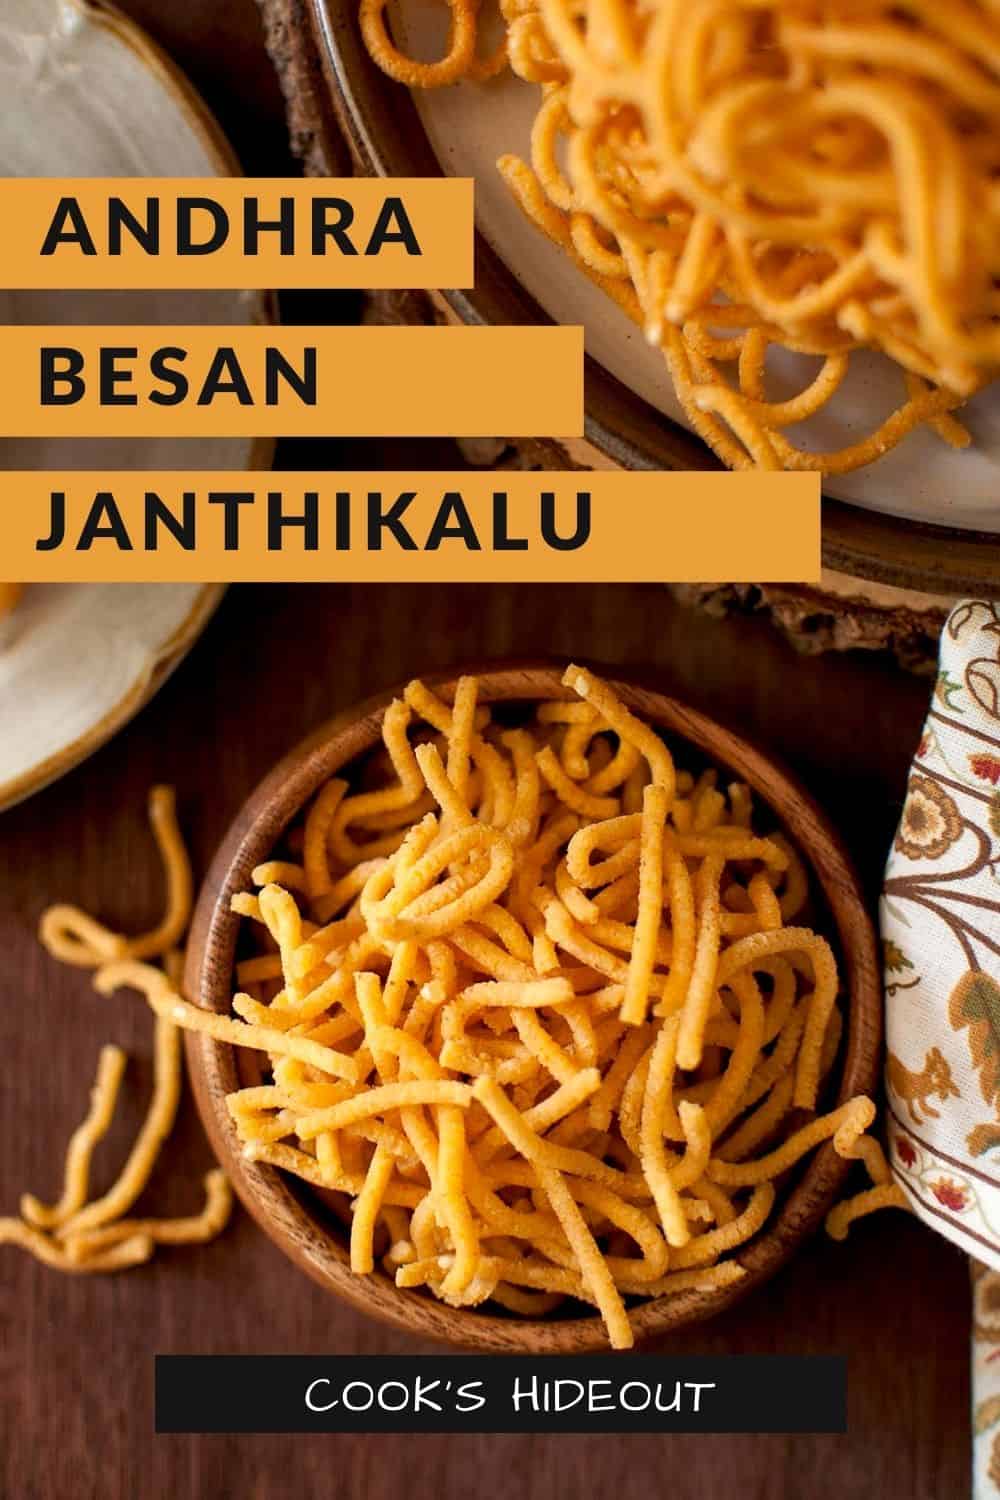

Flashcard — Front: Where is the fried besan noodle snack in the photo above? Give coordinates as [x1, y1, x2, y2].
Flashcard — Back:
[361, 0, 1000, 474]
[108, 668, 902, 1349]
[0, 787, 232, 1274]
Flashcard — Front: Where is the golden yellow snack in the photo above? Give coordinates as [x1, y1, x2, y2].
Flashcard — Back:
[20, 1045, 127, 1231]
[362, 0, 1000, 473]
[52, 1010, 182, 1241]
[38, 786, 192, 967]
[13, 673, 902, 1338]
[3, 789, 231, 1277]
[83, 668, 896, 1348]
[0, 1217, 154, 1273]
[61, 1170, 233, 1262]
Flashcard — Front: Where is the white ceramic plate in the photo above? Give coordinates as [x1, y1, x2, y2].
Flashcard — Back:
[0, 583, 224, 810]
[0, 0, 266, 810]
[392, 3, 1000, 533]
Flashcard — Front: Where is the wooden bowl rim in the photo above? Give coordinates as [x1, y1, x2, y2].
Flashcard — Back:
[184, 662, 882, 1353]
[305, 0, 1000, 600]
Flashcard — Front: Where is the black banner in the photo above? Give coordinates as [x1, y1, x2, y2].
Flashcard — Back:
[155, 1355, 846, 1434]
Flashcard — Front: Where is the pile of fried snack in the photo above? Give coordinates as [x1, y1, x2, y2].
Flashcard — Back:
[3, 668, 906, 1346]
[362, 0, 1000, 473]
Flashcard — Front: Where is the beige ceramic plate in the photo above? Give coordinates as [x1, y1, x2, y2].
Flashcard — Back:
[0, 583, 225, 811]
[0, 0, 269, 811]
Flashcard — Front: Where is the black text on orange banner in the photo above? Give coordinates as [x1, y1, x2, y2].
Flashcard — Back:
[0, 326, 583, 438]
[0, 179, 473, 289]
[6, 472, 821, 583]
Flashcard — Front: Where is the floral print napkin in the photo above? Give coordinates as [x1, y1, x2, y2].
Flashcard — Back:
[881, 599, 1000, 1496]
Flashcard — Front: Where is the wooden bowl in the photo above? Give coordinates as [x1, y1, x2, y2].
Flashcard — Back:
[184, 663, 881, 1352]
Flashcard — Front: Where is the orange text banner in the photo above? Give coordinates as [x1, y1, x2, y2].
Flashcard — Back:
[4, 471, 820, 583]
[0, 326, 583, 438]
[0, 179, 474, 289]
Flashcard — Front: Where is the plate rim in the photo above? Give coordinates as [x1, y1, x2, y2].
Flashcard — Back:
[73, 0, 243, 177]
[0, 0, 275, 812]
[0, 583, 226, 812]
[68, 0, 281, 442]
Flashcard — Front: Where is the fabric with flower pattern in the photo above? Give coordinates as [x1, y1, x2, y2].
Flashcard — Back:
[882, 600, 1000, 1498]
[894, 777, 963, 861]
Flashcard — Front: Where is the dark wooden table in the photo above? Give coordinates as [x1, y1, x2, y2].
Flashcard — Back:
[1, 581, 970, 1500]
[0, 3, 972, 1497]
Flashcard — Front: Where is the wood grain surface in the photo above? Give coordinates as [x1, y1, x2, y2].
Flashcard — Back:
[1, 581, 970, 1499]
[0, 1, 972, 1495]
